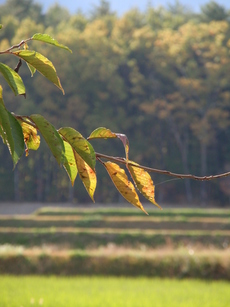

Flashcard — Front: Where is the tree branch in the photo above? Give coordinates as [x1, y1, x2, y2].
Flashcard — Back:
[11, 114, 230, 182]
[0, 38, 32, 54]
[96, 152, 230, 181]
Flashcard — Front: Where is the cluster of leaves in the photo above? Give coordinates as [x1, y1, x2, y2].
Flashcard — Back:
[0, 32, 160, 214]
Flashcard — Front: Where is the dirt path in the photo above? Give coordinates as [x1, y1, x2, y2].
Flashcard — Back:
[0, 202, 78, 215]
[0, 201, 211, 215]
[0, 202, 136, 215]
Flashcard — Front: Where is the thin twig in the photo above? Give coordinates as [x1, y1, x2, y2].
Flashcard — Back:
[0, 38, 32, 54]
[96, 152, 230, 181]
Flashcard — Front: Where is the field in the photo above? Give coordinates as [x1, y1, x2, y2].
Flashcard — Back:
[0, 206, 230, 278]
[0, 206, 230, 306]
[1, 276, 230, 307]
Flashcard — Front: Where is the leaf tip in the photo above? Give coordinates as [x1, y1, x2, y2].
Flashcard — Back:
[154, 201, 162, 210]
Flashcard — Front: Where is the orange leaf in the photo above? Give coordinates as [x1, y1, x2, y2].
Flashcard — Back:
[103, 161, 148, 215]
[75, 152, 97, 202]
[127, 161, 161, 210]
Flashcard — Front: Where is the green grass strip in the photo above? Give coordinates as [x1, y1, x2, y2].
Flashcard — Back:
[0, 276, 229, 307]
[34, 207, 230, 218]
[0, 229, 229, 249]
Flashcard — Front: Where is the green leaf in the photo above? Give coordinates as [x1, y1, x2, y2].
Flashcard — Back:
[30, 114, 65, 165]
[32, 33, 72, 53]
[0, 124, 6, 144]
[88, 127, 117, 140]
[13, 50, 64, 94]
[0, 105, 24, 166]
[0, 86, 7, 144]
[59, 127, 96, 170]
[8, 113, 25, 165]
[0, 63, 26, 96]
[0, 24, 2, 30]
[63, 140, 78, 186]
[26, 63, 36, 77]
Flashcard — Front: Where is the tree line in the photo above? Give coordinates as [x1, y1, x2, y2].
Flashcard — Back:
[0, 0, 230, 206]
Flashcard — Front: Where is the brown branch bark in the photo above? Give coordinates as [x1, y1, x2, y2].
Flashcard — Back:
[0, 38, 32, 54]
[96, 152, 230, 181]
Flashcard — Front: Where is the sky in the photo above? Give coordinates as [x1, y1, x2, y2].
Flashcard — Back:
[35, 0, 230, 14]
[0, 0, 230, 15]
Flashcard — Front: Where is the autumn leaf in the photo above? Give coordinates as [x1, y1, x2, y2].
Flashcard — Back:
[88, 127, 117, 139]
[103, 161, 148, 214]
[127, 161, 162, 210]
[88, 127, 129, 160]
[75, 152, 97, 202]
[19, 120, 40, 155]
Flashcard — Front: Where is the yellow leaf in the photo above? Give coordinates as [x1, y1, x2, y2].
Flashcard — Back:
[75, 152, 97, 202]
[87, 127, 117, 139]
[88, 128, 130, 160]
[103, 161, 148, 215]
[128, 161, 162, 210]
[19, 120, 40, 155]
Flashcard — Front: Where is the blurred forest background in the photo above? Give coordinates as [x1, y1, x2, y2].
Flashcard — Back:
[0, 0, 230, 206]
